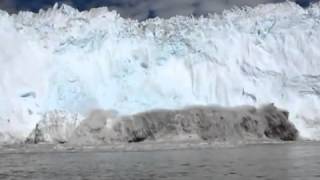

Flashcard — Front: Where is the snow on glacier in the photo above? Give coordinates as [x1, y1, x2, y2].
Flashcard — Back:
[1, 1, 320, 142]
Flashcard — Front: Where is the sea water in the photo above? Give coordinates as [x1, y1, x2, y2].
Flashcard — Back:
[0, 142, 319, 180]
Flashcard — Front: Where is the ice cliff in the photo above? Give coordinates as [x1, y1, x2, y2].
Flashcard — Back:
[1, 2, 320, 143]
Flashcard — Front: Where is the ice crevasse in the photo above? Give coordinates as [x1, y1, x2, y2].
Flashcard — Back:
[1, 1, 320, 142]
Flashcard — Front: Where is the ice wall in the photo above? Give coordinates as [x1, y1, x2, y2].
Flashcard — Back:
[1, 2, 320, 142]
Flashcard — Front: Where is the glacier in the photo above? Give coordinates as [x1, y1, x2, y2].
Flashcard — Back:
[1, 1, 320, 143]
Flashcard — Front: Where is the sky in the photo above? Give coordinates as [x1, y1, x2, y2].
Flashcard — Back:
[0, 0, 316, 20]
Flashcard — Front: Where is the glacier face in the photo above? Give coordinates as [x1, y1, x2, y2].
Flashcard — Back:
[1, 2, 320, 142]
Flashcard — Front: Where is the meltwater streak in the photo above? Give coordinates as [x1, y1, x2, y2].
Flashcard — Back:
[1, 2, 320, 142]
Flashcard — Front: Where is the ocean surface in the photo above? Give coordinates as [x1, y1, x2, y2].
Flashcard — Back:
[0, 142, 320, 180]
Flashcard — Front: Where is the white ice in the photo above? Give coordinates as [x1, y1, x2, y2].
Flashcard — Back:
[1, 1, 320, 143]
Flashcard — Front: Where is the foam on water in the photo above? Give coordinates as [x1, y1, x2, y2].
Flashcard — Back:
[1, 2, 320, 142]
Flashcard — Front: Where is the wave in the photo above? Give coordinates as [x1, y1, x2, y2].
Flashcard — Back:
[26, 104, 298, 145]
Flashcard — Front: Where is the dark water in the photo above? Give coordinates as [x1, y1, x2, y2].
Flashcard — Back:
[0, 142, 320, 180]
